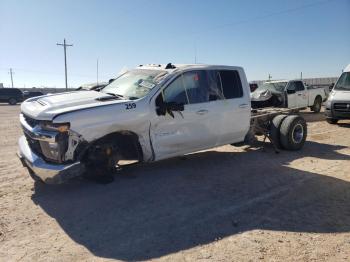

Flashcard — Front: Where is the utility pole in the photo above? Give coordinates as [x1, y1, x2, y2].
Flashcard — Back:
[9, 68, 14, 88]
[56, 38, 73, 90]
[268, 73, 272, 81]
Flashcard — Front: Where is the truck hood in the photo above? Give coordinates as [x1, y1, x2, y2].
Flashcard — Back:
[21, 91, 129, 120]
[329, 90, 350, 102]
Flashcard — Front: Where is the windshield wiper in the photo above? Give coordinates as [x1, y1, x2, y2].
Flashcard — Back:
[96, 92, 126, 102]
[106, 92, 127, 99]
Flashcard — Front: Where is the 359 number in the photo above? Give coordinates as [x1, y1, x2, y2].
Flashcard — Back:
[125, 103, 136, 110]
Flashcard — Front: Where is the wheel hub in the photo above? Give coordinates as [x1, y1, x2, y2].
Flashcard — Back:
[292, 123, 304, 144]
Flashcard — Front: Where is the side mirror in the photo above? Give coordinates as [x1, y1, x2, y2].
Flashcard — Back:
[165, 102, 184, 112]
[156, 101, 184, 117]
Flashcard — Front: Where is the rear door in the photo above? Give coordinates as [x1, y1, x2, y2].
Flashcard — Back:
[215, 69, 250, 145]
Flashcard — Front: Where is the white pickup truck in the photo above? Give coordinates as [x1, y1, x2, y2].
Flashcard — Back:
[251, 80, 327, 112]
[18, 64, 308, 184]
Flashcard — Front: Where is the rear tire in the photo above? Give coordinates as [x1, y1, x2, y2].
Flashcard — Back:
[326, 118, 338, 124]
[311, 96, 322, 113]
[280, 115, 307, 151]
[8, 98, 17, 105]
[270, 114, 288, 149]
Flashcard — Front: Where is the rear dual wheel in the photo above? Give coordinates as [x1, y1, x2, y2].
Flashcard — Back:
[270, 115, 307, 150]
[270, 114, 288, 149]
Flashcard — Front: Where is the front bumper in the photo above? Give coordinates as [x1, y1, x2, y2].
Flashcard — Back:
[325, 108, 350, 120]
[17, 136, 84, 184]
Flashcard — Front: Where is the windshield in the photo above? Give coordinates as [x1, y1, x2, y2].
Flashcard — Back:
[101, 69, 168, 99]
[254, 82, 287, 93]
[334, 72, 350, 91]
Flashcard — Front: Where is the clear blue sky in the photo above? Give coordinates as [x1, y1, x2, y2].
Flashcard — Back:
[0, 0, 349, 88]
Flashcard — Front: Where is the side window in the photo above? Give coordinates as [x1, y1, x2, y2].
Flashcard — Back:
[287, 82, 296, 91]
[160, 69, 229, 106]
[295, 81, 305, 91]
[181, 71, 209, 104]
[219, 70, 243, 99]
[162, 76, 189, 104]
[207, 70, 225, 101]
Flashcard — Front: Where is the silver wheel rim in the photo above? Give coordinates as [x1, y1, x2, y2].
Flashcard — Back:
[292, 123, 304, 144]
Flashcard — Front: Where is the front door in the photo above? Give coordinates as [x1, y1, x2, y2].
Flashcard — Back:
[150, 70, 222, 160]
[286, 82, 297, 108]
[295, 81, 308, 108]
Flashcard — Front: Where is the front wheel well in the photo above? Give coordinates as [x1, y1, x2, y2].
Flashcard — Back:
[314, 95, 322, 103]
[80, 131, 144, 163]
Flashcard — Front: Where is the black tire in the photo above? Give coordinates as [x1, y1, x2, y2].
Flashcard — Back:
[311, 96, 322, 113]
[326, 118, 338, 124]
[280, 115, 307, 151]
[83, 143, 119, 184]
[8, 97, 17, 105]
[270, 114, 288, 149]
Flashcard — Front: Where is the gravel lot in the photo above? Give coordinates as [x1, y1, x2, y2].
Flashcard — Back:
[1, 104, 350, 262]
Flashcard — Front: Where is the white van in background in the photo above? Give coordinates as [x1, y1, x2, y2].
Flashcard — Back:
[325, 64, 350, 124]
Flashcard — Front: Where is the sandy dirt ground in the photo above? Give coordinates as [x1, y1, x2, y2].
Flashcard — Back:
[0, 104, 350, 262]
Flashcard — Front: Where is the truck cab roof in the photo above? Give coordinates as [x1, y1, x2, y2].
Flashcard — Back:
[136, 63, 244, 73]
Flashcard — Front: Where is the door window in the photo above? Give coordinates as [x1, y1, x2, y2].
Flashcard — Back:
[161, 69, 244, 105]
[180, 71, 209, 104]
[162, 70, 225, 105]
[162, 76, 189, 104]
[218, 70, 243, 99]
[294, 81, 305, 91]
[287, 82, 296, 91]
[207, 70, 225, 101]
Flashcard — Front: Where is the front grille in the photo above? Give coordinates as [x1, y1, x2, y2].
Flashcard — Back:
[23, 114, 39, 128]
[334, 103, 350, 112]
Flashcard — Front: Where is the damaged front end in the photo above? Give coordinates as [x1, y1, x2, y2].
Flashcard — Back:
[251, 90, 285, 109]
[17, 114, 86, 184]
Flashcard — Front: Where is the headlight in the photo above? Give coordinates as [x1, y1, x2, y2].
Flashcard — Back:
[41, 122, 70, 133]
[259, 90, 271, 98]
[39, 132, 69, 163]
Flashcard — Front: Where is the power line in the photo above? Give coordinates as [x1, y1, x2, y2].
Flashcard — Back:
[0, 67, 110, 79]
[190, 0, 334, 37]
[57, 38, 73, 90]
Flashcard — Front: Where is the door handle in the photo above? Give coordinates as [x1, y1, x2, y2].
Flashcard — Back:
[239, 103, 249, 108]
[297, 94, 302, 96]
[196, 109, 209, 115]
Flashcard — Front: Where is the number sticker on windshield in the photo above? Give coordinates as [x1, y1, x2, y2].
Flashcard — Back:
[125, 103, 136, 110]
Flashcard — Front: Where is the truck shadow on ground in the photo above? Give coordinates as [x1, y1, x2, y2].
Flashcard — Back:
[338, 123, 350, 128]
[32, 141, 350, 261]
